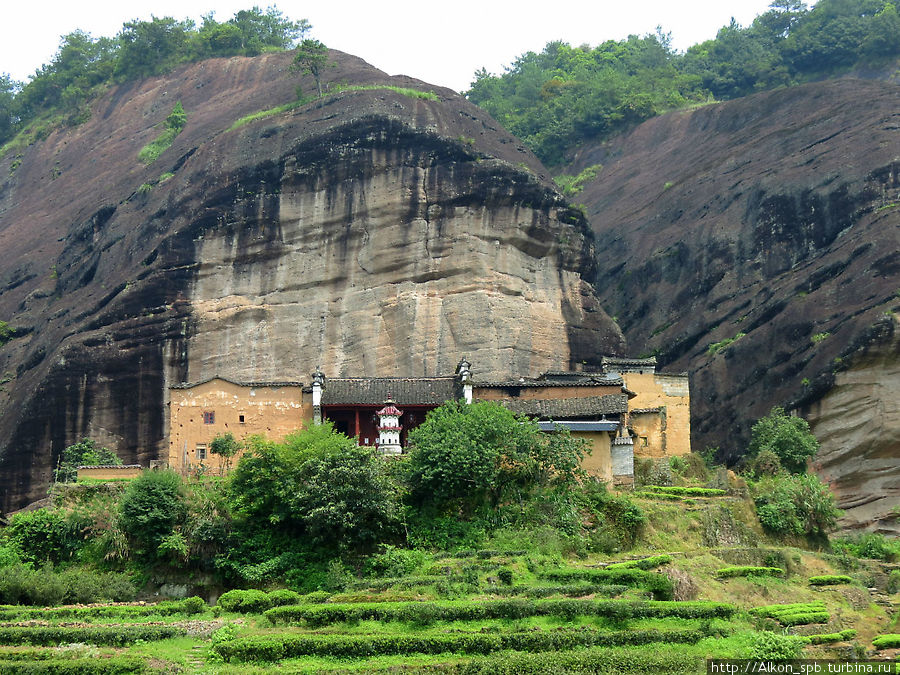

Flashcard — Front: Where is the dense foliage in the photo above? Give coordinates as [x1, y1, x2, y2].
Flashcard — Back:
[0, 6, 309, 146]
[119, 469, 187, 560]
[467, 0, 900, 165]
[748, 407, 819, 473]
[405, 400, 587, 516]
[751, 473, 841, 538]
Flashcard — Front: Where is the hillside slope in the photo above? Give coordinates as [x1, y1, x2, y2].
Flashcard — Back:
[568, 78, 899, 531]
[0, 51, 623, 511]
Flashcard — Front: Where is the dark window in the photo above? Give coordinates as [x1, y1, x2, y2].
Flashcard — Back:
[203, 411, 215, 424]
[239, 414, 245, 424]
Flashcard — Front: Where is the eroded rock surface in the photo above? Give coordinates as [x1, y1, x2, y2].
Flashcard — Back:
[0, 51, 622, 510]
[568, 78, 900, 530]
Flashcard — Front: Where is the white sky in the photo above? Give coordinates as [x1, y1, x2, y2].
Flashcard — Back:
[2, 1, 800, 93]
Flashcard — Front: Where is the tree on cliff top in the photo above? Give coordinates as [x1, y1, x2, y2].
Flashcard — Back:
[292, 38, 329, 98]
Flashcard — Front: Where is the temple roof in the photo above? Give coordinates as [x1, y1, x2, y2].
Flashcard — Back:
[322, 377, 461, 406]
[492, 394, 628, 419]
[171, 376, 304, 390]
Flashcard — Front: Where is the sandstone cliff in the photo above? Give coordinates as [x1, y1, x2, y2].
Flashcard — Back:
[567, 78, 899, 531]
[0, 51, 623, 511]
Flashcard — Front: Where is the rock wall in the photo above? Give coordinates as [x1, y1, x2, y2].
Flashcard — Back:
[803, 314, 900, 534]
[0, 51, 622, 511]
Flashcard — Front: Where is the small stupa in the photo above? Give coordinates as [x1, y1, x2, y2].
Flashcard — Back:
[376, 396, 404, 455]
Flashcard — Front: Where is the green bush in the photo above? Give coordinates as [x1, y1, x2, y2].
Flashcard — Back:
[119, 469, 186, 560]
[6, 509, 85, 565]
[752, 473, 840, 538]
[492, 583, 628, 598]
[0, 596, 204, 621]
[365, 545, 426, 578]
[872, 634, 900, 649]
[217, 588, 273, 613]
[748, 407, 819, 474]
[832, 532, 900, 562]
[888, 570, 900, 594]
[138, 101, 186, 164]
[753, 601, 826, 618]
[809, 574, 853, 586]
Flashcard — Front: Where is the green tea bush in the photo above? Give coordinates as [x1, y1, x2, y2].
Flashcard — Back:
[264, 598, 734, 627]
[753, 602, 826, 618]
[0, 625, 186, 646]
[0, 656, 149, 673]
[774, 611, 830, 626]
[215, 628, 704, 662]
[0, 596, 205, 621]
[607, 555, 672, 570]
[715, 566, 784, 578]
[491, 583, 628, 598]
[267, 589, 302, 606]
[538, 568, 675, 600]
[808, 575, 853, 586]
[806, 629, 856, 644]
[872, 634, 900, 649]
[454, 646, 698, 674]
[642, 486, 726, 497]
[217, 588, 273, 613]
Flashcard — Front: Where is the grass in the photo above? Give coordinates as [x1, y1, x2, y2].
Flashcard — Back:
[228, 85, 439, 133]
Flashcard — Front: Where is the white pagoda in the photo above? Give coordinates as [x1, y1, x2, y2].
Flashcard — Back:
[376, 397, 404, 455]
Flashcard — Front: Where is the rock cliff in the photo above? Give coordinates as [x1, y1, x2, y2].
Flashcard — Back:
[0, 51, 623, 511]
[567, 78, 899, 531]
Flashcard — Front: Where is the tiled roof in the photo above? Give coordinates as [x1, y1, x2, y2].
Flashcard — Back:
[474, 377, 623, 389]
[171, 376, 304, 390]
[537, 421, 619, 432]
[630, 407, 663, 415]
[492, 394, 628, 419]
[601, 356, 658, 367]
[322, 377, 461, 406]
[77, 464, 142, 469]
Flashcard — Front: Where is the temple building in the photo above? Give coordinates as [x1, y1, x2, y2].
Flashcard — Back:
[167, 357, 691, 486]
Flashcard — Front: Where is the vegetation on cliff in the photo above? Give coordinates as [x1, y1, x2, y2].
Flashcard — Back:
[0, 6, 309, 148]
[467, 0, 900, 164]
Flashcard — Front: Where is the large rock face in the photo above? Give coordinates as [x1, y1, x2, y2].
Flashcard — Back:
[0, 51, 623, 511]
[567, 78, 899, 530]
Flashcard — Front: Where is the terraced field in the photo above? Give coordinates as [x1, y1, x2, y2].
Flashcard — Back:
[0, 548, 896, 674]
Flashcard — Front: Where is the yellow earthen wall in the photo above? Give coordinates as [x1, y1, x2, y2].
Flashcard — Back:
[77, 466, 143, 480]
[572, 431, 613, 482]
[629, 411, 666, 459]
[623, 372, 691, 456]
[168, 380, 310, 475]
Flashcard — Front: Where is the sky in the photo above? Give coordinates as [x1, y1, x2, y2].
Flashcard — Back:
[1, 1, 799, 93]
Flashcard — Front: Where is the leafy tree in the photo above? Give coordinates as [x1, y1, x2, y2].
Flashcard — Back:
[228, 422, 399, 553]
[115, 16, 197, 80]
[405, 400, 588, 516]
[119, 469, 186, 560]
[54, 438, 121, 483]
[0, 75, 21, 144]
[293, 39, 329, 97]
[748, 407, 819, 474]
[293, 442, 400, 551]
[209, 431, 242, 474]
